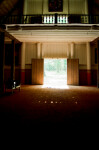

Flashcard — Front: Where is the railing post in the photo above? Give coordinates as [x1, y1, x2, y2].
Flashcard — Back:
[55, 13, 57, 24]
[89, 15, 91, 24]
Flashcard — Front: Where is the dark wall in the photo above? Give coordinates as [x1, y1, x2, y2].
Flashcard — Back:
[88, 0, 99, 15]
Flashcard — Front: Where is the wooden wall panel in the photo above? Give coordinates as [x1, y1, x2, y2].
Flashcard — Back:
[25, 69, 32, 84]
[32, 59, 44, 85]
[67, 59, 79, 85]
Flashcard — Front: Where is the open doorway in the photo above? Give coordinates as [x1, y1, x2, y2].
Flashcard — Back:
[44, 59, 67, 86]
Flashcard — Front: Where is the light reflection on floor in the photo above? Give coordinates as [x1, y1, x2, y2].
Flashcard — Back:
[42, 84, 69, 89]
[38, 100, 62, 104]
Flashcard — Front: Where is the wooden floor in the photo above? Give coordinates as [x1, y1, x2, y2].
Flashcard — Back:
[0, 85, 99, 140]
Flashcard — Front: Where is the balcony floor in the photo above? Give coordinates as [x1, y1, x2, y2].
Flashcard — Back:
[4, 23, 99, 43]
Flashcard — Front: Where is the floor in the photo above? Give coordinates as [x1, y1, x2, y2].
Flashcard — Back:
[0, 85, 99, 140]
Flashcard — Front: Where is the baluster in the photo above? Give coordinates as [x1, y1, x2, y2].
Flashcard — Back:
[29, 16, 30, 24]
[15, 16, 17, 23]
[63, 15, 65, 23]
[58, 15, 60, 23]
[98, 16, 99, 24]
[52, 15, 54, 23]
[94, 16, 96, 24]
[46, 15, 47, 24]
[22, 16, 23, 24]
[13, 16, 14, 24]
[55, 13, 57, 24]
[65, 15, 67, 24]
[42, 15, 44, 24]
[51, 15, 52, 23]
[11, 16, 12, 24]
[47, 15, 49, 24]
[62, 15, 63, 24]
[50, 15, 51, 23]
[67, 15, 69, 23]
[51, 15, 53, 23]
[65, 15, 67, 23]
[44, 15, 45, 24]
[49, 15, 50, 23]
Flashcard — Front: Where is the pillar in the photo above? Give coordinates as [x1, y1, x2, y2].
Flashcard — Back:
[0, 32, 5, 93]
[85, 0, 88, 15]
[67, 44, 70, 58]
[41, 43, 44, 58]
[21, 42, 25, 84]
[97, 40, 99, 88]
[11, 40, 15, 81]
[37, 43, 41, 58]
[71, 43, 74, 58]
[87, 42, 91, 85]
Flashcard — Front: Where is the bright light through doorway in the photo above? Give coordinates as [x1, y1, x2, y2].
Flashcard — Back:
[44, 59, 67, 88]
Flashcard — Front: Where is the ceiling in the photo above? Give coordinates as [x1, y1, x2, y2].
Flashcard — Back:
[0, 0, 19, 17]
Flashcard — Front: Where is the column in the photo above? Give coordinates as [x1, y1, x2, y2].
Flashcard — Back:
[21, 42, 25, 84]
[41, 43, 44, 58]
[85, 0, 88, 15]
[87, 42, 91, 85]
[97, 40, 99, 88]
[0, 32, 5, 93]
[67, 44, 70, 58]
[37, 43, 41, 58]
[71, 43, 74, 58]
[11, 40, 15, 81]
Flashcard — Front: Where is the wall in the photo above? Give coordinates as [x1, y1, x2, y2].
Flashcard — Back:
[25, 42, 87, 62]
[74, 43, 87, 65]
[23, 0, 43, 15]
[23, 0, 88, 15]
[91, 42, 98, 85]
[25, 43, 37, 84]
[42, 43, 68, 58]
[24, 42, 89, 85]
[4, 43, 21, 84]
[88, 0, 99, 15]
[13, 41, 97, 85]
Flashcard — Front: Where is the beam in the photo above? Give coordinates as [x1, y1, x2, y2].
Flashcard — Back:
[0, 27, 20, 43]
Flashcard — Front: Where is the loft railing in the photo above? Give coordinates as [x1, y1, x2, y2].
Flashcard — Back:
[1, 14, 99, 24]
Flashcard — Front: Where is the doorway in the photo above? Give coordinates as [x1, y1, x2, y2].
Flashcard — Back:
[44, 59, 67, 86]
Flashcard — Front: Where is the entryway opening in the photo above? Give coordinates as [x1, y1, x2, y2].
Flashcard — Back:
[44, 59, 67, 87]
